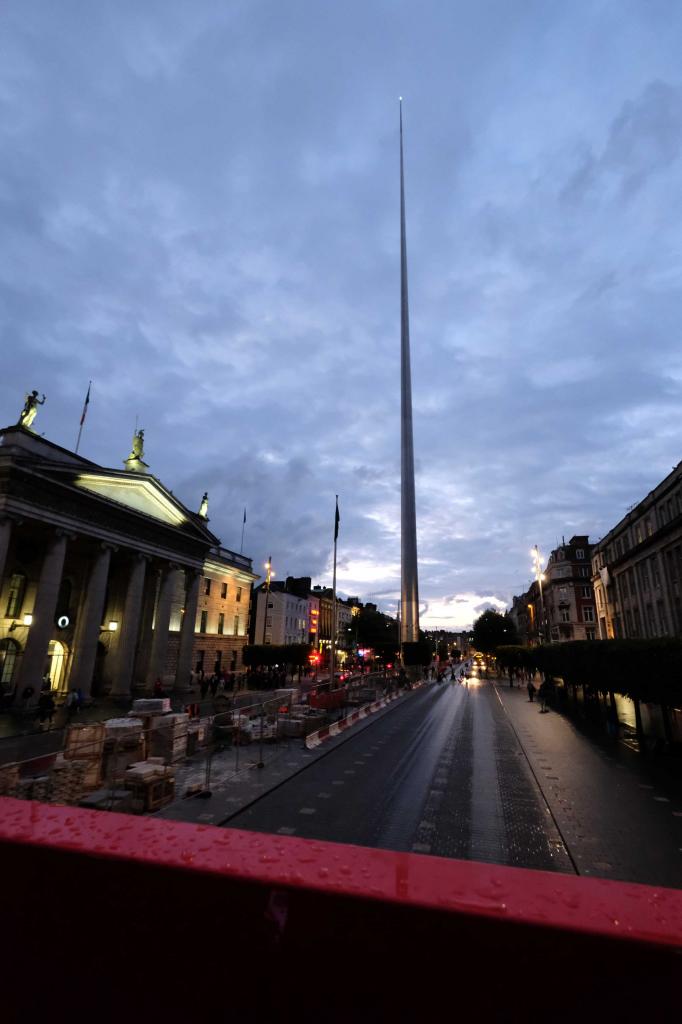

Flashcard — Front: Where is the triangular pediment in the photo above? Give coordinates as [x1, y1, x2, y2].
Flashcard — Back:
[73, 472, 190, 527]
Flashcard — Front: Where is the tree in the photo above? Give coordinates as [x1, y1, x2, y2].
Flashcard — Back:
[472, 610, 519, 655]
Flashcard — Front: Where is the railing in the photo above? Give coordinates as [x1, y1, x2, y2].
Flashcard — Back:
[0, 797, 679, 1018]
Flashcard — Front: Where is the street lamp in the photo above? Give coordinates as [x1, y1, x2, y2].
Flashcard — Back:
[261, 557, 274, 646]
[531, 545, 547, 644]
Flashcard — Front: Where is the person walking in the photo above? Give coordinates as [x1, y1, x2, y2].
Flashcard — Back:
[200, 674, 209, 701]
[527, 679, 536, 703]
[538, 680, 549, 713]
[66, 688, 79, 719]
[210, 674, 219, 698]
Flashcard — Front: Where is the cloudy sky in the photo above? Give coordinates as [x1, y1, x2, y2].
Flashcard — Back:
[2, 2, 682, 628]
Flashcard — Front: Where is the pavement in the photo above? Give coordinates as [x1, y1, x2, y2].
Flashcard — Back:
[494, 680, 682, 887]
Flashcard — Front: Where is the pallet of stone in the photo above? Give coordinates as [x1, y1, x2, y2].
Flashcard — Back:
[132, 697, 171, 714]
[0, 762, 20, 796]
[64, 722, 105, 764]
[124, 760, 175, 811]
[104, 717, 144, 743]
[50, 759, 89, 804]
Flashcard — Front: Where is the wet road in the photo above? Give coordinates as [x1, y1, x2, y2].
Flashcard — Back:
[226, 677, 574, 874]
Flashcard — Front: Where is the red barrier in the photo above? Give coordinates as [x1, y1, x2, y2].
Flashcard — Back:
[0, 796, 680, 1020]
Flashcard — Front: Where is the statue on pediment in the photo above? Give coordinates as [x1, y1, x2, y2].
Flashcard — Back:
[199, 491, 209, 519]
[124, 428, 149, 472]
[18, 390, 46, 431]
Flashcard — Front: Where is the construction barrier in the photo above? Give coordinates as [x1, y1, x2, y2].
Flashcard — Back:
[305, 692, 402, 749]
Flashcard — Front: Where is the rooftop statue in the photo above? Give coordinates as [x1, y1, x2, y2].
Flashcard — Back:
[124, 428, 149, 472]
[199, 491, 209, 519]
[18, 390, 46, 431]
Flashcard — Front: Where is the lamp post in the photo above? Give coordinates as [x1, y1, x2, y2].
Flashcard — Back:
[261, 557, 274, 646]
[531, 545, 547, 644]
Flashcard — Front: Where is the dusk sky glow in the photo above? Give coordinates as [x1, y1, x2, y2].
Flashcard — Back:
[3, 1, 682, 628]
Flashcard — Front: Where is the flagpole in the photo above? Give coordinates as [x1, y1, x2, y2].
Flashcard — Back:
[330, 496, 338, 690]
[74, 380, 92, 455]
[240, 508, 246, 554]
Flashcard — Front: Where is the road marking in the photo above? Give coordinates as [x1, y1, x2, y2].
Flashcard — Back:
[412, 843, 431, 854]
[277, 826, 296, 834]
[344, 769, 356, 775]
[331, 780, 344, 785]
[653, 796, 670, 802]
[317, 792, 331, 799]
[299, 807, 316, 815]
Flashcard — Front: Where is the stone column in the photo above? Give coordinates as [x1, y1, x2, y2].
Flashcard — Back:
[67, 544, 113, 698]
[145, 564, 178, 690]
[16, 531, 69, 700]
[0, 517, 13, 595]
[110, 554, 147, 697]
[174, 570, 200, 694]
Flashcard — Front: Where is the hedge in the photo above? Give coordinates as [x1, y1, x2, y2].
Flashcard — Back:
[496, 640, 682, 708]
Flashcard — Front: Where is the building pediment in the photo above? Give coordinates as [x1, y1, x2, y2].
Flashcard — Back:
[72, 472, 190, 528]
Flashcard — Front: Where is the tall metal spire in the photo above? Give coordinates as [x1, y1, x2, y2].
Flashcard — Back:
[399, 98, 420, 646]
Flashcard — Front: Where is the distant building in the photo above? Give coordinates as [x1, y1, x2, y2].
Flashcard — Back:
[251, 582, 309, 646]
[509, 535, 596, 644]
[592, 463, 682, 639]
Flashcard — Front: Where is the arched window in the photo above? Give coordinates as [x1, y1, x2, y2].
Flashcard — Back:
[5, 574, 26, 619]
[0, 638, 20, 689]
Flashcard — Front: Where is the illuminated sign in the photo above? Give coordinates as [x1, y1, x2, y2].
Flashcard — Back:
[57, 615, 70, 629]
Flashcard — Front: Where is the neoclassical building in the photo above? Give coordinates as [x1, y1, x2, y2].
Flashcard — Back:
[0, 423, 256, 704]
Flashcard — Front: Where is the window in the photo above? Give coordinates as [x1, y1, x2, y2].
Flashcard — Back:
[621, 574, 629, 598]
[583, 606, 595, 622]
[585, 628, 596, 640]
[636, 526, 643, 544]
[234, 615, 240, 635]
[0, 638, 19, 689]
[639, 562, 650, 591]
[5, 573, 26, 618]
[204, 578, 211, 596]
[580, 566, 589, 577]
[576, 549, 585, 559]
[560, 609, 571, 622]
[199, 610, 208, 633]
[646, 519, 653, 538]
[581, 586, 592, 598]
[651, 556, 660, 588]
[236, 587, 243, 603]
[221, 582, 227, 599]
[217, 613, 224, 635]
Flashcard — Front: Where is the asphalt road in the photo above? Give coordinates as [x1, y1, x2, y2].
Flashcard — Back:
[226, 676, 575, 874]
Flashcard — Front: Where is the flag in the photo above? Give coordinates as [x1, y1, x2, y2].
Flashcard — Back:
[243, 507, 247, 524]
[79, 382, 91, 426]
[334, 495, 340, 541]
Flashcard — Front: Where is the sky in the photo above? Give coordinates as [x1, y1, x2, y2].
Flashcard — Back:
[2, 1, 682, 629]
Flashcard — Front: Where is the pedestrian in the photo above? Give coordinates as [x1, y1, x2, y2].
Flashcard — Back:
[538, 680, 549, 713]
[66, 688, 79, 719]
[200, 675, 209, 700]
[527, 680, 536, 703]
[37, 690, 51, 727]
[153, 678, 164, 697]
[210, 674, 219, 698]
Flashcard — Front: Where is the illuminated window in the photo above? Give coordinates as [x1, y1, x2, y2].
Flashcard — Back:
[204, 578, 211, 596]
[0, 638, 19, 688]
[200, 611, 208, 633]
[236, 587, 243, 603]
[217, 613, 224, 635]
[221, 582, 227, 599]
[5, 574, 26, 618]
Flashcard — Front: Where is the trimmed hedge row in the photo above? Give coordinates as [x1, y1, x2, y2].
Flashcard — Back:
[496, 640, 682, 708]
[242, 644, 311, 669]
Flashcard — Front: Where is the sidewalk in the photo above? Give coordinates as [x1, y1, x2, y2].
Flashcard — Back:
[493, 679, 682, 888]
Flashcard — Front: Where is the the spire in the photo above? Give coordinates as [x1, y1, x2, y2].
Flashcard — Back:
[399, 98, 420, 647]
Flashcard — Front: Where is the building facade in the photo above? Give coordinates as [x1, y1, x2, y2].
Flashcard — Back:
[509, 536, 596, 644]
[592, 463, 682, 640]
[251, 582, 309, 647]
[0, 424, 256, 703]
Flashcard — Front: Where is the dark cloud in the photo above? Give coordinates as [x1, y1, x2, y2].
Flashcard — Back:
[2, 1, 682, 628]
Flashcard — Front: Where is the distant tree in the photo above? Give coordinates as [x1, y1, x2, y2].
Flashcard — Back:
[472, 610, 519, 655]
[356, 606, 398, 647]
[402, 640, 433, 667]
